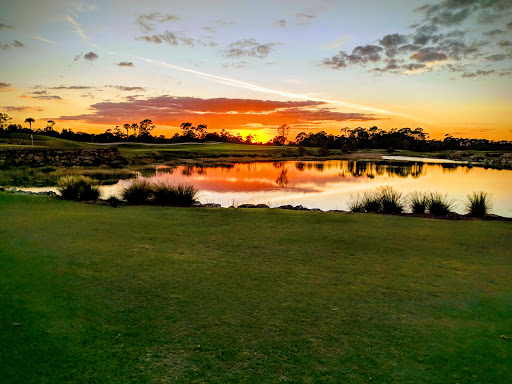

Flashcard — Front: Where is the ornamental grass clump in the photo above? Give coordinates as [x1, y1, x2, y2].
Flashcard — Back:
[348, 186, 403, 214]
[153, 182, 198, 206]
[121, 180, 153, 205]
[427, 192, 455, 216]
[466, 191, 492, 217]
[378, 186, 404, 214]
[57, 175, 100, 201]
[408, 191, 429, 214]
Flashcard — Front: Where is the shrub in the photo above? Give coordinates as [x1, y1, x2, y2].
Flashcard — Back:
[57, 175, 100, 201]
[348, 193, 365, 212]
[122, 180, 153, 204]
[378, 186, 403, 214]
[408, 191, 429, 214]
[466, 191, 492, 217]
[347, 186, 403, 214]
[427, 192, 454, 216]
[153, 182, 198, 206]
[317, 147, 330, 156]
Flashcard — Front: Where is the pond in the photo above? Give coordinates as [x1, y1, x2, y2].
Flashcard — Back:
[18, 159, 512, 217]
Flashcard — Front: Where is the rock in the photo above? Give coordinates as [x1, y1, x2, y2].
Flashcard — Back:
[202, 203, 221, 208]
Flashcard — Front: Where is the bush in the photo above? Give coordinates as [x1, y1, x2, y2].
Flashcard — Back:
[466, 191, 492, 217]
[317, 147, 330, 156]
[153, 182, 197, 206]
[348, 186, 403, 214]
[379, 186, 404, 214]
[121, 180, 153, 204]
[427, 192, 455, 216]
[408, 191, 429, 214]
[57, 175, 100, 201]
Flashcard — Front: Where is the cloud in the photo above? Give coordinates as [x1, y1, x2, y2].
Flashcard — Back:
[410, 49, 448, 62]
[322, 45, 383, 68]
[462, 69, 495, 78]
[136, 12, 181, 32]
[1, 106, 43, 112]
[105, 85, 146, 91]
[379, 33, 408, 47]
[21, 94, 62, 101]
[296, 10, 316, 25]
[497, 40, 512, 47]
[483, 29, 507, 37]
[224, 39, 279, 59]
[201, 26, 216, 33]
[321, 1, 512, 78]
[0, 40, 24, 50]
[0, 82, 11, 88]
[65, 14, 88, 40]
[31, 35, 55, 44]
[73, 53, 82, 62]
[50, 85, 92, 89]
[0, 23, 14, 30]
[84, 51, 98, 61]
[57, 96, 380, 128]
[275, 19, 287, 27]
[137, 30, 199, 46]
[117, 61, 134, 67]
[216, 19, 235, 26]
[486, 53, 511, 61]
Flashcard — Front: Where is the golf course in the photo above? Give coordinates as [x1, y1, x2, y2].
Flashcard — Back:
[1, 192, 510, 383]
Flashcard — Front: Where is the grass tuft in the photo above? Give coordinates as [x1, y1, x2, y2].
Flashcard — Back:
[466, 191, 492, 217]
[408, 191, 429, 214]
[121, 179, 153, 204]
[348, 186, 403, 214]
[57, 175, 100, 201]
[153, 182, 198, 206]
[427, 192, 455, 216]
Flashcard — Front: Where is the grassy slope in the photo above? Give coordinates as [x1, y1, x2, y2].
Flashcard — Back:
[0, 193, 511, 383]
[0, 133, 95, 150]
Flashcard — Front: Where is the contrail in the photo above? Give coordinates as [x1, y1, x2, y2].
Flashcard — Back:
[137, 56, 412, 118]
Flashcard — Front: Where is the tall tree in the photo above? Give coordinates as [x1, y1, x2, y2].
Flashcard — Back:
[139, 119, 156, 135]
[25, 117, 35, 129]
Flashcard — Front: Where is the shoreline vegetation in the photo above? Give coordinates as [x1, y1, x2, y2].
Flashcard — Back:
[2, 186, 509, 221]
[1, 192, 511, 383]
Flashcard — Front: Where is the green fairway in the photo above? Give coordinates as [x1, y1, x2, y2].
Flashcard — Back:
[1, 193, 511, 383]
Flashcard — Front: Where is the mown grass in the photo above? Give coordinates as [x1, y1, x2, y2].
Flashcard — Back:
[0, 193, 511, 383]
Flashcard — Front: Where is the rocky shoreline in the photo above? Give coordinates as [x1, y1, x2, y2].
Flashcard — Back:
[2, 188, 510, 221]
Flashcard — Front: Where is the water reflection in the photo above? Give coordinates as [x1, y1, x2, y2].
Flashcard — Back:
[144, 160, 512, 216]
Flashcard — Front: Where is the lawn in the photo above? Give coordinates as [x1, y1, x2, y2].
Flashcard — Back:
[0, 193, 511, 383]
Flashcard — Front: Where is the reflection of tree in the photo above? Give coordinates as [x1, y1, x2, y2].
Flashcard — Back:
[440, 163, 458, 173]
[314, 163, 324, 172]
[182, 166, 194, 176]
[275, 167, 289, 187]
[272, 161, 284, 169]
[295, 162, 306, 171]
[197, 167, 207, 175]
[385, 163, 425, 178]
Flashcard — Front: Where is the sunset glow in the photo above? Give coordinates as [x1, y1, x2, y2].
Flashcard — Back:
[1, 0, 511, 141]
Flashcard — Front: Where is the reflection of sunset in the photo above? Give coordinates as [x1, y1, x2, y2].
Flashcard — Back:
[141, 161, 512, 216]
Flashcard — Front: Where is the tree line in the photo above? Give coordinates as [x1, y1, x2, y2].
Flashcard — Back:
[0, 113, 510, 151]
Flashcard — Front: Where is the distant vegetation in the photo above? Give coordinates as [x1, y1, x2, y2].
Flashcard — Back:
[1, 112, 511, 152]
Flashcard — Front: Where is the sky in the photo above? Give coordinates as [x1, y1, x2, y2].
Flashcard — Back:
[1, 0, 511, 142]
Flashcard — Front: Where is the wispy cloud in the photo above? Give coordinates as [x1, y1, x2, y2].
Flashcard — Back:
[31, 35, 55, 44]
[137, 56, 409, 117]
[65, 14, 87, 40]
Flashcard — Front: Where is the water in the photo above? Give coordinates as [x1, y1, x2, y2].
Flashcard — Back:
[19, 159, 512, 217]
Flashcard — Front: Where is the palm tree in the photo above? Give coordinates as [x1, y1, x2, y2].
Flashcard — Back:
[25, 117, 35, 129]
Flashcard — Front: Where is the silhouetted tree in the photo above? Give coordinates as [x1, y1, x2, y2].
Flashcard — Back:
[25, 117, 35, 129]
